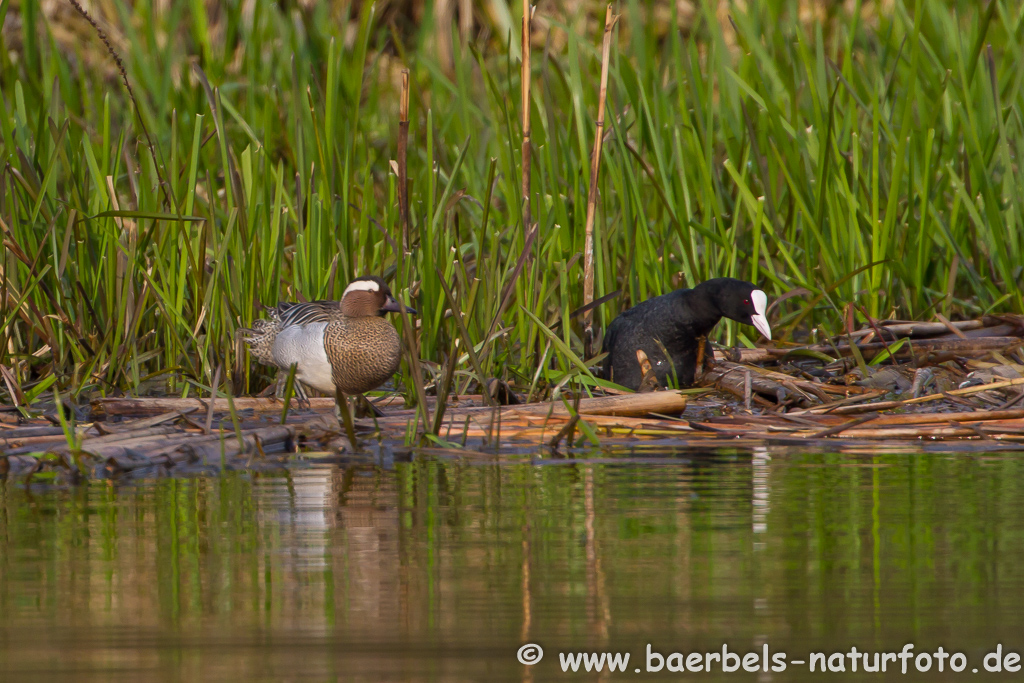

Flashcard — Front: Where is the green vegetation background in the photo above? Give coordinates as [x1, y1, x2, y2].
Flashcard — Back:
[0, 0, 1021, 403]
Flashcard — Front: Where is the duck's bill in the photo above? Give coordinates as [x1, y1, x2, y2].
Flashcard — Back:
[751, 313, 772, 340]
[382, 296, 417, 314]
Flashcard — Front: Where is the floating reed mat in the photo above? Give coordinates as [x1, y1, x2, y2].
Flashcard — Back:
[93, 395, 460, 416]
[366, 391, 693, 441]
[27, 375, 1024, 457]
[716, 330, 1024, 364]
[691, 409, 1024, 442]
[0, 409, 339, 478]
[87, 392, 693, 445]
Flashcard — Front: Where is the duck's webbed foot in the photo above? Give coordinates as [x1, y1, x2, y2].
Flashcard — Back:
[293, 382, 311, 410]
[274, 375, 311, 410]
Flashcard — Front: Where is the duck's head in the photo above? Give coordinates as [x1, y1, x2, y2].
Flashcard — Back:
[698, 278, 772, 341]
[341, 276, 417, 317]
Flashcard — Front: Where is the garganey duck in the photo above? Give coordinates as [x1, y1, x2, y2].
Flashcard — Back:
[242, 276, 415, 404]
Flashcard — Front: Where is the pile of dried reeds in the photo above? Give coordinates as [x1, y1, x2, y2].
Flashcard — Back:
[691, 409, 1024, 444]
[0, 406, 336, 480]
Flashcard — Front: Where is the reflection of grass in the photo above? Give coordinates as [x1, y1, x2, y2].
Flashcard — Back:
[0, 1, 1021, 408]
[3, 454, 1024, 669]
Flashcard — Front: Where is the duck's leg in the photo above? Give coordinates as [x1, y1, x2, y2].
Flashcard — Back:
[275, 366, 311, 410]
[354, 394, 385, 418]
[334, 387, 359, 449]
[293, 381, 311, 410]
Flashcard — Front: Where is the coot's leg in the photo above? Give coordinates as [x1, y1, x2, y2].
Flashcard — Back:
[702, 338, 717, 376]
[635, 349, 660, 392]
[694, 336, 715, 382]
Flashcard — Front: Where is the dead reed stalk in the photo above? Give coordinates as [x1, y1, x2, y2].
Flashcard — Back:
[396, 69, 431, 433]
[398, 69, 411, 249]
[521, 0, 533, 232]
[582, 5, 617, 359]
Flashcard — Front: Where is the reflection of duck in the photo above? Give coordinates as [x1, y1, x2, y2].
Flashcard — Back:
[331, 466, 402, 628]
[601, 278, 771, 390]
[242, 276, 415, 401]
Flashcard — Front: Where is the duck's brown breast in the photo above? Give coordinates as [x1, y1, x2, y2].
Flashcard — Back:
[324, 316, 402, 394]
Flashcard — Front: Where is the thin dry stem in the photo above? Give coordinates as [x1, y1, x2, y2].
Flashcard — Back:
[395, 68, 431, 433]
[582, 5, 617, 359]
[398, 69, 411, 250]
[521, 0, 532, 232]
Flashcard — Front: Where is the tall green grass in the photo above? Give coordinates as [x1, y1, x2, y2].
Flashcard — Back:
[0, 0, 1022, 407]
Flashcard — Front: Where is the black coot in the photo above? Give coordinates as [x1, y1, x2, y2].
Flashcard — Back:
[600, 278, 771, 390]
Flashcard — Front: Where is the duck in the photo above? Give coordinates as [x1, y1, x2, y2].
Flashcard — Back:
[241, 276, 415, 404]
[600, 278, 771, 390]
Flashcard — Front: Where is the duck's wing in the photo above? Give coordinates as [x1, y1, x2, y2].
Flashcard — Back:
[275, 300, 343, 326]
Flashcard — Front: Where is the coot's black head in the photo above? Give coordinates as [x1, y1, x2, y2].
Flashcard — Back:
[694, 278, 771, 340]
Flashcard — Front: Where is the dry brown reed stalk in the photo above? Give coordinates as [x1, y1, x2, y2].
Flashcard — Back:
[582, 4, 618, 359]
[844, 319, 986, 340]
[806, 414, 879, 438]
[721, 335, 1024, 365]
[521, 0, 533, 233]
[95, 396, 338, 416]
[398, 69, 411, 250]
[395, 69, 431, 434]
[934, 312, 968, 339]
[204, 364, 220, 434]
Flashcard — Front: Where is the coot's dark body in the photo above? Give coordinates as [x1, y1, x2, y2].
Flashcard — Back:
[600, 278, 770, 390]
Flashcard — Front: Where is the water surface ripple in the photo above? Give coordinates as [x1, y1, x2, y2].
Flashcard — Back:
[1, 447, 1022, 681]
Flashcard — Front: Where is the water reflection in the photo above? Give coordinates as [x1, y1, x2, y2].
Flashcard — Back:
[1, 449, 1024, 681]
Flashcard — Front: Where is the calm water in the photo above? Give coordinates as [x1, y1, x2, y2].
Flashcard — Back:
[2, 448, 1024, 681]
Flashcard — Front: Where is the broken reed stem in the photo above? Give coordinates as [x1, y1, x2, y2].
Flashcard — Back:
[395, 69, 431, 433]
[431, 326, 460, 435]
[582, 4, 617, 359]
[521, 0, 532, 233]
[204, 364, 221, 434]
[398, 69, 411, 250]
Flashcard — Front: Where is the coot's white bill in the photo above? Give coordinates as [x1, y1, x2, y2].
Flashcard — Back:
[751, 290, 771, 340]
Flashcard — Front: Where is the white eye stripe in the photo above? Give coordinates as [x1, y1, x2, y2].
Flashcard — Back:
[751, 289, 768, 316]
[343, 279, 381, 295]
